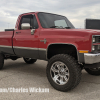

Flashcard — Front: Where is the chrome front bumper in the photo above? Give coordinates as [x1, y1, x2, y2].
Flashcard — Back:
[84, 53, 100, 64]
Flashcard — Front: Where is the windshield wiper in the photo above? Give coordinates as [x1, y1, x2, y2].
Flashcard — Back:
[64, 27, 71, 29]
[50, 26, 64, 29]
[50, 26, 58, 28]
[50, 26, 71, 29]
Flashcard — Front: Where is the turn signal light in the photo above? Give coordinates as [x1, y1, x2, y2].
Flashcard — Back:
[79, 50, 88, 53]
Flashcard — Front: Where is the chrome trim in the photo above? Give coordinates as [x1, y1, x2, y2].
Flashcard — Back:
[14, 46, 47, 51]
[39, 48, 46, 51]
[92, 35, 100, 51]
[91, 35, 93, 52]
[40, 39, 47, 44]
[0, 45, 47, 51]
[84, 53, 100, 64]
[92, 35, 100, 43]
[93, 44, 100, 45]
[0, 45, 12, 48]
[13, 46, 38, 50]
[31, 29, 35, 35]
[21, 23, 30, 30]
[92, 35, 100, 36]
[46, 43, 78, 60]
[50, 61, 69, 85]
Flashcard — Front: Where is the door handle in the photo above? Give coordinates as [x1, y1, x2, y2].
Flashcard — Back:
[16, 31, 21, 34]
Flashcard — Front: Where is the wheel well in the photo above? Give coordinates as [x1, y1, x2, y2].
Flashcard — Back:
[47, 44, 78, 60]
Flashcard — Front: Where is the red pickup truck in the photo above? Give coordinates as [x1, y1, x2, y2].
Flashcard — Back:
[0, 12, 100, 92]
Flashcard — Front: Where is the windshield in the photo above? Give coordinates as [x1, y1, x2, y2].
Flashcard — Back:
[38, 12, 75, 29]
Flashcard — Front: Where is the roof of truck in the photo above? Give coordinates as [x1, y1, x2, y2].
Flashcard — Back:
[19, 12, 66, 18]
[19, 12, 38, 16]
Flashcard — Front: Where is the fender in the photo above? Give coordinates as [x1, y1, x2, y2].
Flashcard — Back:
[46, 43, 79, 61]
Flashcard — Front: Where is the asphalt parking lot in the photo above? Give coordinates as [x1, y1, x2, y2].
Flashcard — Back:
[0, 58, 100, 100]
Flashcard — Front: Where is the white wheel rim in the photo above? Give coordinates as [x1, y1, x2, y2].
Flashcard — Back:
[50, 61, 70, 85]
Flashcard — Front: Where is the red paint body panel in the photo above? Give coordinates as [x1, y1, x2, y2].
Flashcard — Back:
[13, 29, 39, 48]
[1, 12, 100, 56]
[0, 31, 13, 46]
[39, 28, 100, 52]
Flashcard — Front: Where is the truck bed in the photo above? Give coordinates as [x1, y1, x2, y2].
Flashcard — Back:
[0, 30, 14, 54]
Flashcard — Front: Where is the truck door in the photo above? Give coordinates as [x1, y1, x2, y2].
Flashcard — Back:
[13, 14, 39, 59]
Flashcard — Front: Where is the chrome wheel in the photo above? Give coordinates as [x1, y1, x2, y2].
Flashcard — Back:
[50, 61, 69, 85]
[47, 54, 81, 91]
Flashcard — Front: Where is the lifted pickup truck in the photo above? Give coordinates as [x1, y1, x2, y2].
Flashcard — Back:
[0, 12, 100, 92]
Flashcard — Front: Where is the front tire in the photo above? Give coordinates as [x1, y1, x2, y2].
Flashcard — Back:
[46, 54, 81, 92]
[85, 68, 100, 75]
[0, 53, 4, 70]
[23, 58, 37, 64]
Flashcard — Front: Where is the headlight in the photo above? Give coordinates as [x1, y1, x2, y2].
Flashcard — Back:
[93, 37, 95, 43]
[92, 45, 95, 51]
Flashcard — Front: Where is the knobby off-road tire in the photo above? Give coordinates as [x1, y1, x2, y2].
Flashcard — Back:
[85, 68, 100, 75]
[46, 54, 81, 92]
[0, 53, 4, 70]
[23, 58, 37, 64]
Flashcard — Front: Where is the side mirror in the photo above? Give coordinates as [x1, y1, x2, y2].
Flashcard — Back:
[21, 23, 30, 30]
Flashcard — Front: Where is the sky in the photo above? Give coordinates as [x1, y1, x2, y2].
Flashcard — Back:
[0, 0, 100, 31]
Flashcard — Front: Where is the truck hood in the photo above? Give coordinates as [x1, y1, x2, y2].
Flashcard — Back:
[47, 28, 100, 37]
[70, 29, 100, 35]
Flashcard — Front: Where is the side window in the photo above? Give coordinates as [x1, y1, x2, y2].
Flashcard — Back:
[19, 15, 38, 29]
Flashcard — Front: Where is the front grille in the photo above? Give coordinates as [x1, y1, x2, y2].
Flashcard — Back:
[95, 36, 100, 43]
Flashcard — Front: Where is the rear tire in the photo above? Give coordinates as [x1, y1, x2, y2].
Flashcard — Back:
[0, 53, 4, 70]
[23, 58, 37, 64]
[46, 54, 81, 92]
[85, 68, 100, 75]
